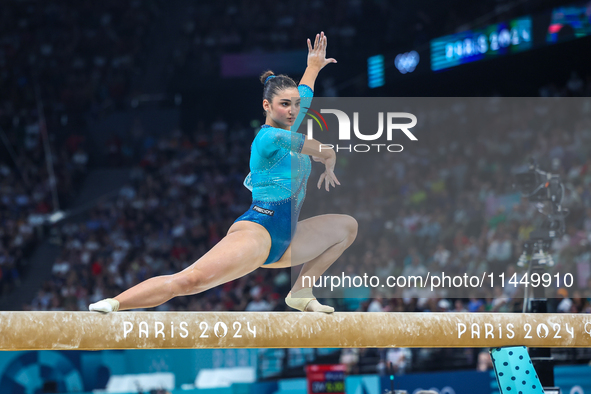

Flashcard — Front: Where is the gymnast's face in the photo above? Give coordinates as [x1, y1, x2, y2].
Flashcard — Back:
[263, 87, 300, 130]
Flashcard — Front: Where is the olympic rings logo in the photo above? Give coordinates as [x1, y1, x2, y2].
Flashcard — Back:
[395, 51, 420, 74]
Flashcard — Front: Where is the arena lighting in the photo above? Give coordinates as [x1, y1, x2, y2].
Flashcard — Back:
[367, 55, 385, 88]
[0, 312, 590, 350]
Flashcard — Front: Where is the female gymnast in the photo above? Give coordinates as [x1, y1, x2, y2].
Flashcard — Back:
[90, 32, 357, 314]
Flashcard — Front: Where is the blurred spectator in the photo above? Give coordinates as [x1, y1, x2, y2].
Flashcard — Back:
[453, 300, 468, 312]
[245, 288, 273, 311]
[467, 297, 485, 312]
[476, 350, 493, 372]
[437, 299, 452, 312]
[339, 348, 360, 375]
[432, 243, 451, 268]
[367, 295, 384, 312]
[556, 288, 573, 313]
[378, 348, 412, 375]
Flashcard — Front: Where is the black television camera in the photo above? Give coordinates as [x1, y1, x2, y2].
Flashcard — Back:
[514, 158, 563, 204]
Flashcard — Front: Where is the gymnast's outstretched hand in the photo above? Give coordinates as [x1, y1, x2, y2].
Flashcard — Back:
[307, 31, 337, 71]
[313, 154, 340, 191]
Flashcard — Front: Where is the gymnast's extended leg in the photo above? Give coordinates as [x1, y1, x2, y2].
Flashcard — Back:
[89, 221, 271, 312]
[264, 214, 358, 312]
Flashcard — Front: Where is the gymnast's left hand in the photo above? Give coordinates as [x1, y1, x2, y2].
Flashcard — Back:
[307, 31, 337, 71]
[315, 155, 340, 191]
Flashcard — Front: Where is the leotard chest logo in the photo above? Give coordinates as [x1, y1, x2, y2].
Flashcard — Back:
[253, 205, 274, 216]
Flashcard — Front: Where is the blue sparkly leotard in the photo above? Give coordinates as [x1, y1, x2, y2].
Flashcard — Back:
[234, 84, 313, 265]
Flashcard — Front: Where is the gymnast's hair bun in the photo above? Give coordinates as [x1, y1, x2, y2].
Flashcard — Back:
[260, 70, 275, 84]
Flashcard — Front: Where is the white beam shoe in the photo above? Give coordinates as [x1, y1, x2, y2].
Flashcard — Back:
[89, 298, 120, 313]
[285, 288, 334, 313]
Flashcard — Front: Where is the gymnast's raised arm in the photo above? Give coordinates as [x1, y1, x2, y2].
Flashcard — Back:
[299, 31, 339, 191]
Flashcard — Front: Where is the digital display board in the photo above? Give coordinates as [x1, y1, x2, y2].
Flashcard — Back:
[306, 364, 346, 394]
[430, 17, 532, 71]
[547, 1, 591, 43]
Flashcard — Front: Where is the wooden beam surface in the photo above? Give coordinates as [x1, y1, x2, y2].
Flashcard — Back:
[0, 312, 590, 350]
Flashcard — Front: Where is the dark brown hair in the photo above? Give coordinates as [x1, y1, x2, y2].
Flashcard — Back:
[260, 70, 297, 116]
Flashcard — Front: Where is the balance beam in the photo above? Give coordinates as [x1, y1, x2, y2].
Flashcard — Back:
[1, 312, 590, 350]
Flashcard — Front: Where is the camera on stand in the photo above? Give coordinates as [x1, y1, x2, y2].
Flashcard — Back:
[512, 158, 569, 392]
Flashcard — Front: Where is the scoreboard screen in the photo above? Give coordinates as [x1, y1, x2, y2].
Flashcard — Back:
[431, 17, 532, 71]
[547, 1, 591, 43]
[306, 364, 346, 394]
